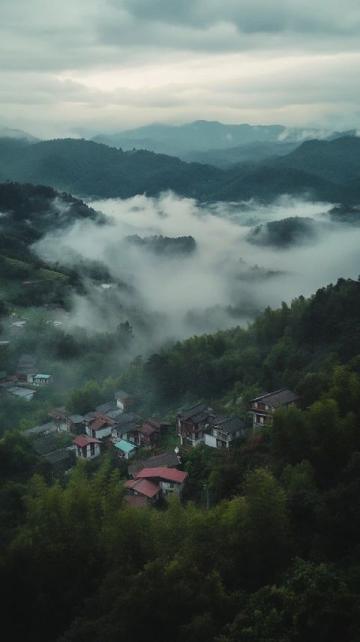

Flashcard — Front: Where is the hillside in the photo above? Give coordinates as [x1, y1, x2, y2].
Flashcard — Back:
[0, 136, 359, 204]
[0, 182, 99, 307]
[0, 138, 224, 199]
[276, 136, 360, 184]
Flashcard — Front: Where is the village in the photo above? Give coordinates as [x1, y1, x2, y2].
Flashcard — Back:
[22, 385, 300, 508]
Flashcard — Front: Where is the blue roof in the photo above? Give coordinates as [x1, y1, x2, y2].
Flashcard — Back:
[114, 439, 136, 454]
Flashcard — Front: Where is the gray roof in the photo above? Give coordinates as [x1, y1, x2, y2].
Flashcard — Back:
[178, 402, 214, 424]
[116, 412, 141, 427]
[212, 415, 246, 435]
[43, 448, 75, 466]
[251, 388, 299, 408]
[105, 408, 124, 420]
[24, 421, 57, 437]
[84, 411, 97, 421]
[32, 434, 60, 455]
[68, 414, 85, 424]
[115, 422, 139, 437]
[128, 451, 180, 477]
[7, 386, 36, 401]
[95, 402, 117, 414]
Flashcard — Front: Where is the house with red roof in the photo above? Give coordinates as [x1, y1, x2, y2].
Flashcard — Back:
[135, 467, 188, 496]
[124, 478, 161, 505]
[73, 435, 101, 460]
[85, 415, 113, 440]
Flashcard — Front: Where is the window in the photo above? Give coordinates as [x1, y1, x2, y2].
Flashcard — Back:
[90, 443, 95, 457]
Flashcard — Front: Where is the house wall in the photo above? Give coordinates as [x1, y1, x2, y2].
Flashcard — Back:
[116, 399, 125, 412]
[159, 480, 183, 495]
[76, 443, 100, 459]
[94, 426, 112, 440]
[204, 433, 217, 448]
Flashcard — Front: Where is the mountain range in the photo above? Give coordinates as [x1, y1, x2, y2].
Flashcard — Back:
[0, 131, 359, 204]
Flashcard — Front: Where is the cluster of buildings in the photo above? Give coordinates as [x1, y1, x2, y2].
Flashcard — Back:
[22, 385, 299, 506]
[176, 388, 299, 448]
[0, 353, 53, 401]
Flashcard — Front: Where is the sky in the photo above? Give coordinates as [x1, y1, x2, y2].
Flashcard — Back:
[1, 0, 360, 137]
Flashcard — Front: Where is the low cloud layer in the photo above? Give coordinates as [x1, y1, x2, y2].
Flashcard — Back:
[1, 1, 360, 135]
[34, 193, 360, 355]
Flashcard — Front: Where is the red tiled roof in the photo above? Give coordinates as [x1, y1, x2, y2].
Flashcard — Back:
[73, 435, 100, 448]
[90, 416, 112, 431]
[124, 478, 160, 498]
[136, 467, 188, 484]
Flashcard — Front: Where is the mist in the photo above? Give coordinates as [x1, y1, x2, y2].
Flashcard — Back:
[34, 192, 360, 355]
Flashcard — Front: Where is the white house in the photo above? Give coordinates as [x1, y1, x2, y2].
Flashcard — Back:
[204, 416, 246, 449]
[114, 390, 133, 413]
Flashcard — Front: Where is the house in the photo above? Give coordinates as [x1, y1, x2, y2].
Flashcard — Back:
[7, 385, 36, 401]
[95, 401, 117, 415]
[114, 390, 133, 413]
[113, 438, 137, 459]
[86, 415, 114, 440]
[128, 450, 180, 478]
[124, 478, 161, 505]
[112, 413, 142, 444]
[49, 409, 85, 434]
[31, 374, 53, 386]
[177, 402, 215, 447]
[31, 433, 75, 474]
[24, 421, 58, 438]
[204, 415, 246, 449]
[135, 467, 188, 496]
[249, 388, 299, 429]
[67, 414, 86, 434]
[137, 421, 160, 446]
[73, 435, 101, 460]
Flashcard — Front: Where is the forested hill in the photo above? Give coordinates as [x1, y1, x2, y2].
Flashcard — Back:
[0, 136, 359, 203]
[0, 138, 224, 199]
[0, 182, 99, 308]
[132, 277, 360, 409]
[2, 278, 360, 641]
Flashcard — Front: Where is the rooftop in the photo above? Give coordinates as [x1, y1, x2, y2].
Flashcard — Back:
[125, 478, 160, 499]
[24, 421, 57, 437]
[95, 401, 117, 414]
[136, 467, 188, 484]
[73, 435, 100, 448]
[212, 415, 246, 434]
[114, 439, 137, 454]
[128, 451, 180, 477]
[251, 388, 299, 408]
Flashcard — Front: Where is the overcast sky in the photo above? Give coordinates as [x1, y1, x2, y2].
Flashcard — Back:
[1, 0, 360, 137]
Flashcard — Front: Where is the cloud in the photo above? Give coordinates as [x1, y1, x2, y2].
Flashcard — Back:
[0, 1, 360, 135]
[33, 192, 360, 355]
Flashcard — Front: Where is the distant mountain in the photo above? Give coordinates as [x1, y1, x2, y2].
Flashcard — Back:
[182, 140, 299, 167]
[0, 126, 38, 142]
[276, 136, 360, 184]
[0, 135, 359, 205]
[92, 120, 334, 157]
[0, 138, 224, 199]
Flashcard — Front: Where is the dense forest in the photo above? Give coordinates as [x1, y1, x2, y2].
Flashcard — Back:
[2, 278, 360, 641]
